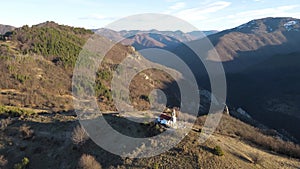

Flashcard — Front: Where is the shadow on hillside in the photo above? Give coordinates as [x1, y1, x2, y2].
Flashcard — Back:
[102, 113, 162, 138]
[173, 34, 300, 142]
[199, 145, 215, 155]
[1, 115, 158, 168]
[224, 52, 300, 142]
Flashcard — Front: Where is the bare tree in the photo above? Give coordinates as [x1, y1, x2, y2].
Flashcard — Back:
[72, 125, 89, 145]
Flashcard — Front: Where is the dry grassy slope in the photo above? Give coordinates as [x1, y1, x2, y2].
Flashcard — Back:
[207, 115, 300, 168]
[1, 110, 299, 169]
[208, 31, 287, 61]
[0, 53, 73, 111]
[0, 22, 180, 112]
[205, 134, 300, 169]
[131, 115, 300, 169]
[204, 17, 300, 62]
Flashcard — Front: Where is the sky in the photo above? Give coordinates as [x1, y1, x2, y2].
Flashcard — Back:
[1, 0, 300, 31]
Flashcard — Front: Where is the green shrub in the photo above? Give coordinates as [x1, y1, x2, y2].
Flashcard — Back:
[153, 163, 159, 169]
[6, 23, 93, 68]
[0, 105, 35, 117]
[214, 145, 224, 156]
[12, 73, 29, 83]
[14, 157, 29, 169]
[94, 81, 111, 101]
[7, 65, 16, 73]
[96, 70, 112, 81]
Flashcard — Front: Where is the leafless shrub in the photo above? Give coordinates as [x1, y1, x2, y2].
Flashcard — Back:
[72, 125, 89, 145]
[78, 154, 102, 169]
[238, 129, 300, 158]
[0, 118, 12, 130]
[248, 152, 264, 165]
[0, 155, 8, 168]
[19, 124, 34, 139]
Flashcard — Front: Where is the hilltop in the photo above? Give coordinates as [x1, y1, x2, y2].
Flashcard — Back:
[0, 21, 180, 112]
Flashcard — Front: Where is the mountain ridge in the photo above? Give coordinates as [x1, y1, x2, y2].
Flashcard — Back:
[0, 24, 15, 35]
[202, 17, 300, 62]
[94, 28, 218, 50]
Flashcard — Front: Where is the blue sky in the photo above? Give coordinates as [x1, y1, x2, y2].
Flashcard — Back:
[1, 0, 300, 31]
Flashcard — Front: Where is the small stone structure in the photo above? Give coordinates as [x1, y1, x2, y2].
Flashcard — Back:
[223, 104, 230, 115]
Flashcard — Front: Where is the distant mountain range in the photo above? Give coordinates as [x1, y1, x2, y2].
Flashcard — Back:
[0, 24, 15, 35]
[94, 28, 218, 50]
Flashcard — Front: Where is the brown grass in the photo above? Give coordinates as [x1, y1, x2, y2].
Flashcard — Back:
[78, 154, 102, 169]
[214, 115, 300, 158]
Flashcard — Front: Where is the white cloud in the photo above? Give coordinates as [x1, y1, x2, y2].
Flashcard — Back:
[162, 1, 300, 30]
[165, 0, 179, 2]
[174, 1, 231, 21]
[221, 5, 300, 29]
[277, 5, 299, 11]
[228, 5, 299, 21]
[169, 2, 186, 10]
